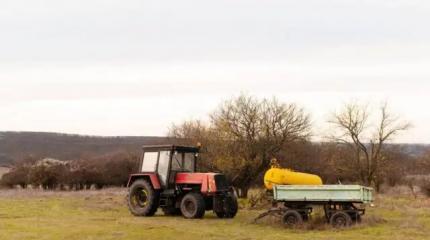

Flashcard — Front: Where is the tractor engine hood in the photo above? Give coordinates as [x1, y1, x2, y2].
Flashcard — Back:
[175, 172, 229, 193]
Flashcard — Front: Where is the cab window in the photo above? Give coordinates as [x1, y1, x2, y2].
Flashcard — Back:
[157, 151, 170, 187]
[171, 152, 183, 171]
[141, 152, 158, 172]
[183, 153, 196, 172]
[171, 151, 196, 172]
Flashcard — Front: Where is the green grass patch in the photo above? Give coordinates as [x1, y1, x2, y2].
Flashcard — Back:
[0, 189, 429, 240]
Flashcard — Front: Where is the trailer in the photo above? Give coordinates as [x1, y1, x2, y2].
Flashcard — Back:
[255, 185, 373, 228]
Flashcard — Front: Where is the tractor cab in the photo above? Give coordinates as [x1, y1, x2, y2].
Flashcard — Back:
[138, 145, 199, 188]
[127, 145, 238, 219]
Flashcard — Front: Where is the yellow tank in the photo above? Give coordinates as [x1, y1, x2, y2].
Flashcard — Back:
[264, 167, 323, 190]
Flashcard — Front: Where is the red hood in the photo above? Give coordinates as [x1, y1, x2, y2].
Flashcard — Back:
[175, 172, 222, 193]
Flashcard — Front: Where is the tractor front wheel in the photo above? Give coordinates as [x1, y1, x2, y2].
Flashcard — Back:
[215, 193, 238, 219]
[127, 179, 159, 216]
[180, 193, 206, 219]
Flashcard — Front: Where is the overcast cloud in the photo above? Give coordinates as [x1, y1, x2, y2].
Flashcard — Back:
[1, 0, 429, 143]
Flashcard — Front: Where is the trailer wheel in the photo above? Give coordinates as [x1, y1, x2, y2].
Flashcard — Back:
[330, 211, 352, 228]
[180, 193, 206, 219]
[127, 179, 159, 216]
[282, 210, 303, 227]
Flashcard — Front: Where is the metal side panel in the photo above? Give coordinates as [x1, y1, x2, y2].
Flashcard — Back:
[273, 185, 373, 204]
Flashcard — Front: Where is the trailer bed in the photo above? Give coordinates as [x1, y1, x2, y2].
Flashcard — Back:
[273, 185, 373, 204]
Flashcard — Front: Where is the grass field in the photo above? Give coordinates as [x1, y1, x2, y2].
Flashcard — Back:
[0, 188, 429, 240]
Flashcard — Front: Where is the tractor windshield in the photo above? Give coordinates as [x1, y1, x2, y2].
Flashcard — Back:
[183, 153, 196, 171]
[172, 151, 196, 172]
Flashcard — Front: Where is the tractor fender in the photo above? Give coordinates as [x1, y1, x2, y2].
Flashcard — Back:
[127, 173, 161, 189]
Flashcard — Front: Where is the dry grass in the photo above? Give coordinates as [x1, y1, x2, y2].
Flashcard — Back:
[0, 187, 126, 198]
[0, 188, 429, 240]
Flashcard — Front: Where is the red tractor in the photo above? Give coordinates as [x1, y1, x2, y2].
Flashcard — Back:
[126, 145, 238, 219]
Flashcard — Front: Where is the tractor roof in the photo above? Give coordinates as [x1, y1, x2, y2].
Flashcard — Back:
[142, 145, 199, 152]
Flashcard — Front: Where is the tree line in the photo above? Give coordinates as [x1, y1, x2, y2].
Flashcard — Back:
[1, 152, 138, 190]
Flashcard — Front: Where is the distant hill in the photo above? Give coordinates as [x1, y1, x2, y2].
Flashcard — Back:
[393, 143, 430, 157]
[1, 131, 428, 167]
[0, 131, 179, 165]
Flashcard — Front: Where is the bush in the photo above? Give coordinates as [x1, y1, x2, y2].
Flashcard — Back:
[1, 166, 30, 188]
[244, 189, 271, 209]
[420, 179, 430, 197]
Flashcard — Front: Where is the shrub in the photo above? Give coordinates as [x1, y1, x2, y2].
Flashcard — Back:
[420, 179, 430, 197]
[1, 166, 30, 188]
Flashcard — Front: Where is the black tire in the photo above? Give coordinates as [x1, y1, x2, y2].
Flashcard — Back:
[330, 211, 352, 228]
[282, 210, 304, 227]
[162, 207, 181, 216]
[127, 179, 159, 216]
[180, 193, 206, 219]
[215, 193, 238, 219]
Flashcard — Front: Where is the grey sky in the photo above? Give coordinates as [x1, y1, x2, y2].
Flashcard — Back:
[1, 0, 429, 142]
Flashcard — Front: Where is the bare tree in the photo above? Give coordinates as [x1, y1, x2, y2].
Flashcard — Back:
[171, 95, 311, 198]
[329, 102, 410, 190]
[169, 120, 221, 171]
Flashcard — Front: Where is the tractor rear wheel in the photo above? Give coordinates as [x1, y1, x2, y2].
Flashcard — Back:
[180, 193, 206, 219]
[127, 179, 159, 216]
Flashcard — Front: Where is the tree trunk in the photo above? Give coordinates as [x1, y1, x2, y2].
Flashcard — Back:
[366, 175, 373, 187]
[373, 175, 383, 193]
